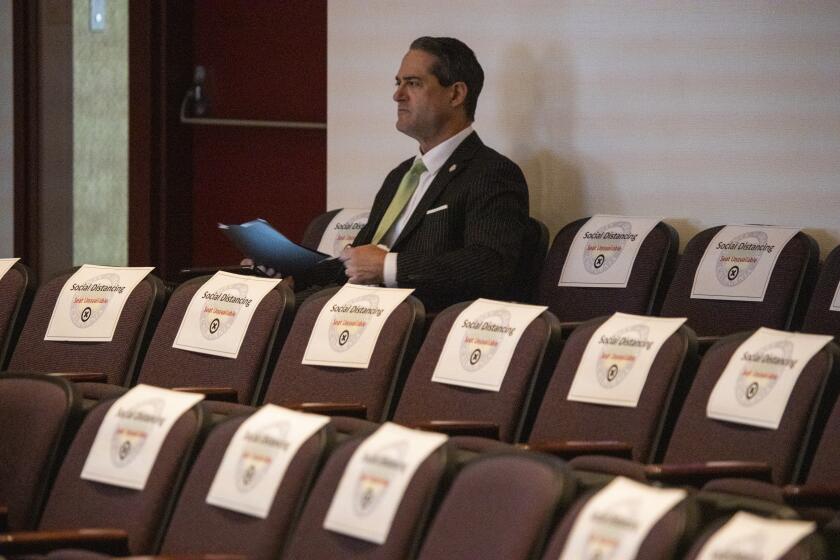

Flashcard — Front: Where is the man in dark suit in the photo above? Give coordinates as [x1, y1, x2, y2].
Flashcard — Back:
[301, 36, 529, 311]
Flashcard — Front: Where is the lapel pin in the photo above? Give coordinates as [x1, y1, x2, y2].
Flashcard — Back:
[449, 163, 457, 173]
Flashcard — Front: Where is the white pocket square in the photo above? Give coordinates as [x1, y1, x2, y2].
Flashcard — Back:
[426, 205, 448, 215]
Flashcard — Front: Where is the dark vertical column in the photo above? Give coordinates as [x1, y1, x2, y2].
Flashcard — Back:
[12, 0, 39, 271]
[128, 0, 194, 280]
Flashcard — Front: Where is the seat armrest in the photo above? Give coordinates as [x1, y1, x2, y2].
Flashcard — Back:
[179, 266, 267, 281]
[0, 528, 129, 555]
[525, 440, 633, 460]
[645, 461, 772, 487]
[410, 421, 499, 439]
[0, 506, 6, 532]
[287, 402, 368, 419]
[173, 387, 238, 403]
[783, 484, 840, 508]
[48, 372, 108, 383]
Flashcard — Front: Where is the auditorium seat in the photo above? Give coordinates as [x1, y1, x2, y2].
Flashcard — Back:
[301, 208, 343, 250]
[5, 267, 166, 387]
[683, 512, 827, 559]
[533, 217, 678, 334]
[280, 434, 454, 559]
[802, 244, 840, 339]
[415, 451, 576, 560]
[79, 275, 295, 405]
[508, 216, 549, 303]
[0, 260, 35, 370]
[0, 396, 208, 556]
[240, 287, 424, 422]
[156, 410, 334, 559]
[390, 302, 561, 442]
[538, 478, 699, 560]
[612, 333, 840, 487]
[0, 374, 83, 531]
[659, 227, 819, 348]
[522, 316, 697, 463]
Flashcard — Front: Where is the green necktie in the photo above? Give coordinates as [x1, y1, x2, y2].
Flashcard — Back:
[371, 158, 428, 245]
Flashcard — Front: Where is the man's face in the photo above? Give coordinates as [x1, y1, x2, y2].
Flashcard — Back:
[393, 49, 455, 144]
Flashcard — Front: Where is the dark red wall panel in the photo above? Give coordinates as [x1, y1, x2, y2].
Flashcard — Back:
[190, 0, 326, 266]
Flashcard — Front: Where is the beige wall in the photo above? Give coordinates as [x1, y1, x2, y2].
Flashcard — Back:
[327, 1, 840, 253]
[72, 0, 128, 265]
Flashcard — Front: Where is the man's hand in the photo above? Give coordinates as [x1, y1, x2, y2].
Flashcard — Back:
[340, 245, 387, 284]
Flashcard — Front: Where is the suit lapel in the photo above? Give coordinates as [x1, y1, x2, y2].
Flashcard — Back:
[392, 132, 482, 249]
[355, 157, 413, 246]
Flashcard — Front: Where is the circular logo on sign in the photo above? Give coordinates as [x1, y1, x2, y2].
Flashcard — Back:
[200, 282, 249, 340]
[328, 294, 381, 352]
[235, 420, 289, 493]
[581, 498, 641, 560]
[583, 221, 633, 275]
[458, 308, 511, 371]
[353, 440, 407, 516]
[735, 339, 794, 406]
[332, 211, 370, 255]
[70, 272, 121, 328]
[110, 397, 165, 468]
[596, 323, 650, 389]
[715, 230, 768, 288]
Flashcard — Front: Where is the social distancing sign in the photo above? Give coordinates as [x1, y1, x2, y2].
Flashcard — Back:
[0, 258, 20, 282]
[323, 423, 447, 545]
[690, 225, 799, 302]
[302, 284, 414, 369]
[567, 313, 686, 408]
[81, 385, 204, 490]
[206, 405, 330, 519]
[706, 328, 832, 430]
[559, 477, 687, 560]
[172, 271, 281, 359]
[830, 277, 840, 312]
[558, 215, 661, 289]
[694, 512, 815, 560]
[45, 265, 154, 342]
[317, 208, 370, 257]
[431, 299, 547, 392]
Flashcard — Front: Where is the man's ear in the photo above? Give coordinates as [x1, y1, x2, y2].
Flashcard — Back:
[450, 81, 468, 109]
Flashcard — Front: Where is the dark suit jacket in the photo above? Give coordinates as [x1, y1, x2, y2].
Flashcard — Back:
[302, 131, 529, 311]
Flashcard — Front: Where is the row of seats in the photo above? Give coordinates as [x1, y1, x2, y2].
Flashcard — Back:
[0, 373, 833, 558]
[2, 219, 839, 382]
[4, 265, 840, 508]
[304, 213, 840, 340]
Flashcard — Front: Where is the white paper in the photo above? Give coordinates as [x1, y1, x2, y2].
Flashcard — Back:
[81, 385, 204, 490]
[558, 215, 661, 289]
[559, 476, 687, 560]
[316, 208, 370, 257]
[206, 405, 330, 518]
[829, 276, 840, 312]
[44, 265, 154, 342]
[302, 284, 414, 368]
[567, 313, 687, 408]
[431, 299, 547, 392]
[323, 422, 447, 545]
[695, 511, 815, 560]
[171, 271, 281, 359]
[690, 225, 799, 302]
[707, 328, 833, 430]
[0, 258, 20, 282]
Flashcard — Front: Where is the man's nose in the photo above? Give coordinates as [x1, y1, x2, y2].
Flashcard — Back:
[393, 84, 406, 102]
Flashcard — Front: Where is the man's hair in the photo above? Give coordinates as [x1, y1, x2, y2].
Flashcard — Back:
[410, 36, 484, 121]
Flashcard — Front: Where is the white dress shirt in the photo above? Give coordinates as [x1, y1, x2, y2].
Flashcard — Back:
[381, 125, 474, 287]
